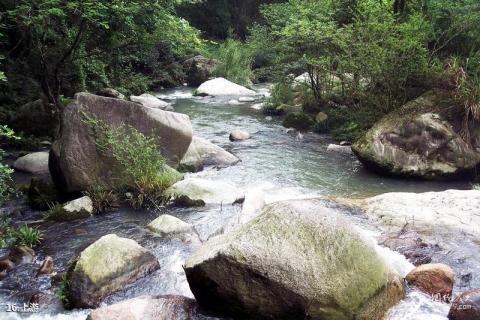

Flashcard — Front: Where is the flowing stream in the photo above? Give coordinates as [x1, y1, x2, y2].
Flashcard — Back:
[0, 85, 475, 319]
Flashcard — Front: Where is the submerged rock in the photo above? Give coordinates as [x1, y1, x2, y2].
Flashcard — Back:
[13, 152, 49, 174]
[49, 93, 192, 193]
[229, 129, 250, 142]
[195, 78, 256, 97]
[87, 295, 220, 320]
[9, 246, 35, 265]
[130, 93, 173, 111]
[185, 199, 405, 320]
[405, 263, 454, 298]
[166, 178, 243, 204]
[0, 259, 15, 271]
[448, 289, 480, 320]
[67, 234, 159, 308]
[180, 136, 240, 172]
[353, 91, 480, 179]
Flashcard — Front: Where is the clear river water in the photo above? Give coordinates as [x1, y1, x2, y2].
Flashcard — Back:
[0, 85, 475, 320]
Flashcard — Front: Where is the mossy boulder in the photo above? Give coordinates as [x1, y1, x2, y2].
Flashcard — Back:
[352, 90, 480, 179]
[184, 199, 405, 320]
[67, 234, 159, 308]
[282, 112, 314, 131]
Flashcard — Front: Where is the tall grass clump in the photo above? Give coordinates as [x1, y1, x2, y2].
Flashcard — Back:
[211, 39, 253, 86]
[444, 58, 480, 143]
[83, 114, 180, 208]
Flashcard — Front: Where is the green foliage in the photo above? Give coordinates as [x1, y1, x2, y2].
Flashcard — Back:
[1, 0, 203, 108]
[83, 114, 179, 208]
[209, 39, 253, 86]
[12, 225, 43, 248]
[84, 184, 119, 214]
[0, 126, 19, 205]
[283, 112, 314, 131]
[56, 276, 72, 309]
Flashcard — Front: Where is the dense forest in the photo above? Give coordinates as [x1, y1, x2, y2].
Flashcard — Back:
[1, 1, 480, 320]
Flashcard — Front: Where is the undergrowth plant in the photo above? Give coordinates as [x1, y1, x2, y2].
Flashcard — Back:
[211, 38, 253, 86]
[82, 114, 179, 208]
[0, 125, 19, 205]
[12, 225, 43, 248]
[84, 183, 119, 214]
[56, 275, 71, 309]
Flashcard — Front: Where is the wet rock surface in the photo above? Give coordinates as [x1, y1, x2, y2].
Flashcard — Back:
[185, 199, 405, 320]
[87, 295, 221, 320]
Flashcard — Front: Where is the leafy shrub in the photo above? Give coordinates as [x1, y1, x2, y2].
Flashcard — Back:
[84, 184, 119, 214]
[0, 125, 18, 205]
[210, 39, 253, 86]
[83, 114, 179, 208]
[263, 79, 295, 115]
[12, 225, 43, 248]
[56, 275, 71, 309]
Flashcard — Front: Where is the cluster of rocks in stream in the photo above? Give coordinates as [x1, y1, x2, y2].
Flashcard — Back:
[5, 76, 480, 320]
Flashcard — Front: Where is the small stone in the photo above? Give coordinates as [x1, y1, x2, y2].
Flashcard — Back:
[9, 246, 35, 265]
[0, 259, 15, 271]
[229, 129, 251, 142]
[36, 256, 54, 277]
[406, 263, 454, 298]
[147, 215, 194, 237]
[448, 289, 480, 320]
[173, 195, 206, 208]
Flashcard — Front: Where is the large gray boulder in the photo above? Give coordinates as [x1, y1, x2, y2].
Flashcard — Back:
[49, 93, 193, 193]
[87, 295, 220, 320]
[67, 234, 159, 308]
[184, 199, 405, 320]
[180, 136, 240, 172]
[10, 99, 59, 137]
[352, 91, 480, 179]
[195, 78, 256, 97]
[13, 152, 49, 174]
[183, 55, 220, 87]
